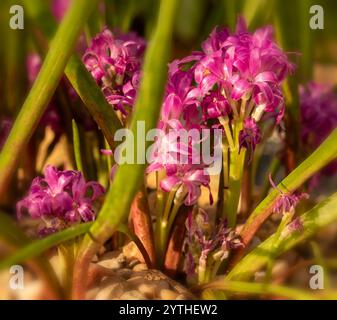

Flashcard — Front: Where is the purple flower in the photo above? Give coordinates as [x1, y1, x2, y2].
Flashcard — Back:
[300, 82, 337, 182]
[185, 209, 243, 277]
[269, 174, 308, 214]
[83, 28, 146, 117]
[27, 54, 41, 83]
[162, 69, 199, 125]
[51, 0, 70, 22]
[161, 166, 211, 206]
[17, 166, 105, 236]
[164, 17, 294, 130]
[239, 118, 261, 159]
[287, 217, 303, 233]
[201, 89, 231, 120]
[300, 82, 337, 147]
[146, 120, 212, 206]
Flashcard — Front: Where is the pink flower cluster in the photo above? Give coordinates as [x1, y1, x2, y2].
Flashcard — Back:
[147, 18, 293, 205]
[83, 29, 146, 117]
[17, 166, 105, 236]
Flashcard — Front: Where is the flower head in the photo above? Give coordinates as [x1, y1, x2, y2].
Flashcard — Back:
[239, 118, 261, 159]
[192, 18, 294, 123]
[147, 120, 212, 206]
[17, 166, 105, 236]
[185, 209, 243, 277]
[269, 174, 308, 215]
[83, 28, 146, 117]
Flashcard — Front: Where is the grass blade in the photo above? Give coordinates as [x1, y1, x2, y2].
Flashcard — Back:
[0, 0, 99, 197]
[0, 222, 92, 270]
[201, 280, 317, 300]
[72, 119, 84, 173]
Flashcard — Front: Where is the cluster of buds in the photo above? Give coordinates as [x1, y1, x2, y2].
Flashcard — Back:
[83, 28, 146, 118]
[185, 209, 243, 283]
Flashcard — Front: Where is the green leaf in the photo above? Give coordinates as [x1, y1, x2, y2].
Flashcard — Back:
[201, 280, 318, 300]
[242, 0, 275, 28]
[240, 128, 337, 247]
[228, 191, 337, 281]
[0, 0, 99, 197]
[72, 119, 84, 173]
[64, 55, 123, 149]
[0, 222, 92, 270]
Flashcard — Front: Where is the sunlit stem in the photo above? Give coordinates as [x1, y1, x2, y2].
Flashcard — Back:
[222, 120, 246, 227]
[154, 170, 167, 265]
[245, 99, 255, 118]
[156, 183, 180, 267]
[265, 211, 293, 282]
[239, 98, 247, 120]
[58, 240, 77, 298]
[219, 117, 235, 150]
[162, 188, 177, 222]
[159, 198, 182, 267]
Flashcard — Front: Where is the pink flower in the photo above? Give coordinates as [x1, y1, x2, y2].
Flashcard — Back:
[51, 0, 70, 22]
[83, 28, 146, 116]
[176, 17, 294, 126]
[160, 166, 211, 206]
[147, 120, 211, 206]
[300, 82, 337, 148]
[17, 166, 105, 236]
[269, 174, 308, 215]
[239, 118, 261, 160]
[185, 210, 243, 277]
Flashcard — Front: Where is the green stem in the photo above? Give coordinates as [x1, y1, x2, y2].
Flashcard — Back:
[58, 241, 76, 298]
[162, 188, 177, 222]
[0, 223, 92, 270]
[72, 119, 84, 173]
[223, 121, 246, 227]
[228, 191, 337, 281]
[220, 117, 235, 150]
[158, 200, 182, 266]
[201, 280, 317, 300]
[265, 211, 293, 282]
[0, 0, 98, 197]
